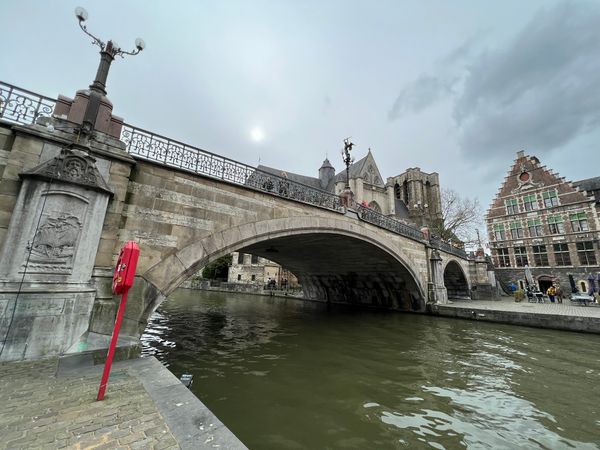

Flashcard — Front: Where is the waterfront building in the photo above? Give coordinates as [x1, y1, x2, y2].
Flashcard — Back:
[486, 150, 600, 293]
[228, 251, 300, 288]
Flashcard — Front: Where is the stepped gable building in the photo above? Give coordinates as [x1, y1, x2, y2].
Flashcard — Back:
[228, 150, 445, 287]
[486, 150, 600, 293]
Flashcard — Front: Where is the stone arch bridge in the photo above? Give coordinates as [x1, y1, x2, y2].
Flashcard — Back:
[0, 82, 491, 361]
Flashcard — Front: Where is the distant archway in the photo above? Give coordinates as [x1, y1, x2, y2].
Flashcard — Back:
[443, 260, 470, 299]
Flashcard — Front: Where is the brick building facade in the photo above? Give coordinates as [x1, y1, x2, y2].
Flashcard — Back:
[486, 150, 600, 293]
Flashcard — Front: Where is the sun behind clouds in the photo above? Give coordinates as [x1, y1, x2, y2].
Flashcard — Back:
[250, 127, 264, 142]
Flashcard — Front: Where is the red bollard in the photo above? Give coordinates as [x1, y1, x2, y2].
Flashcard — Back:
[97, 241, 140, 401]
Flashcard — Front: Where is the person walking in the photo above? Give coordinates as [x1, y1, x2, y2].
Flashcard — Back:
[547, 285, 556, 303]
[555, 284, 563, 303]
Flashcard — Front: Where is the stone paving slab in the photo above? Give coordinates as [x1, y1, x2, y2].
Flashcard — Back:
[0, 356, 247, 450]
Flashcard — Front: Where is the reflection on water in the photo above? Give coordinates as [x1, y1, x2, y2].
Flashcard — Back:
[141, 290, 600, 449]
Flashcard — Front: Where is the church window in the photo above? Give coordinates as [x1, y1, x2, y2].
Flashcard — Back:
[523, 194, 538, 211]
[514, 246, 528, 267]
[496, 248, 510, 267]
[509, 222, 523, 239]
[547, 215, 564, 234]
[527, 218, 543, 237]
[493, 224, 506, 240]
[553, 243, 571, 266]
[577, 241, 597, 265]
[569, 212, 589, 232]
[368, 201, 382, 213]
[505, 198, 519, 214]
[542, 190, 559, 208]
[394, 183, 401, 199]
[532, 245, 548, 266]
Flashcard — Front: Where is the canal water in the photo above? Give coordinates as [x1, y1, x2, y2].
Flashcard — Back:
[141, 289, 600, 449]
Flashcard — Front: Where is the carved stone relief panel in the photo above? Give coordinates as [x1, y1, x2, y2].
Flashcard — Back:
[24, 191, 88, 275]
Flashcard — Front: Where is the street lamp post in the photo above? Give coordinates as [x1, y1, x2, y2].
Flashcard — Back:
[339, 138, 356, 207]
[341, 138, 355, 190]
[74, 7, 145, 136]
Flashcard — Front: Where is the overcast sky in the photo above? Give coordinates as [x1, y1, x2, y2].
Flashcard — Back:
[3, 1, 599, 216]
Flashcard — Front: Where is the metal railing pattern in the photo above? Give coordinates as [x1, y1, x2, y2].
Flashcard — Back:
[120, 124, 345, 213]
[355, 204, 425, 241]
[430, 237, 468, 259]
[0, 83, 56, 125]
[0, 81, 469, 254]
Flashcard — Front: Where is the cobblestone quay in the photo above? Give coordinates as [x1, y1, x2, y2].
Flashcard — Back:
[433, 297, 600, 333]
[0, 356, 247, 449]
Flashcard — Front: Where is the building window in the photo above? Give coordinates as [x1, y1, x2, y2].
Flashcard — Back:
[542, 190, 559, 208]
[237, 253, 244, 264]
[251, 254, 259, 264]
[509, 222, 523, 239]
[577, 241, 597, 265]
[237, 274, 242, 281]
[493, 223, 506, 240]
[368, 201, 382, 213]
[251, 274, 256, 281]
[523, 194, 538, 211]
[514, 246, 528, 267]
[527, 218, 543, 237]
[505, 198, 519, 214]
[548, 215, 565, 234]
[553, 243, 571, 266]
[569, 212, 589, 232]
[496, 248, 510, 267]
[532, 245, 549, 266]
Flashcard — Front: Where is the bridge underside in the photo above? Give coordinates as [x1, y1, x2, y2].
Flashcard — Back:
[238, 233, 425, 311]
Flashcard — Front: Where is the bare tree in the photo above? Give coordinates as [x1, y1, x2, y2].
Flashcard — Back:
[432, 188, 483, 246]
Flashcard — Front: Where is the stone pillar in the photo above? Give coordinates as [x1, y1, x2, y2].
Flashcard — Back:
[0, 144, 113, 361]
[339, 187, 355, 208]
[428, 248, 448, 304]
[469, 253, 495, 300]
[386, 184, 395, 215]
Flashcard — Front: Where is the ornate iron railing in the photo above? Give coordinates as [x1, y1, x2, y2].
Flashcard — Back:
[356, 204, 425, 241]
[0, 81, 469, 251]
[430, 237, 468, 258]
[0, 82, 56, 125]
[120, 124, 345, 213]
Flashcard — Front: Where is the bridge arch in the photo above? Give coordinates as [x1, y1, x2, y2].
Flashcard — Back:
[139, 216, 428, 323]
[443, 259, 470, 299]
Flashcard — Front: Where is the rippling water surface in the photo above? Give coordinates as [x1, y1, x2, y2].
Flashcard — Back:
[141, 290, 600, 449]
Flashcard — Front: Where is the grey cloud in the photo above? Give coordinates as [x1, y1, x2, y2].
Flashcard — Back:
[387, 31, 482, 121]
[456, 1, 600, 160]
[388, 75, 454, 120]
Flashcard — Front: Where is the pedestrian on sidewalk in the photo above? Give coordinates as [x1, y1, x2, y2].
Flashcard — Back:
[547, 285, 556, 303]
[555, 284, 563, 303]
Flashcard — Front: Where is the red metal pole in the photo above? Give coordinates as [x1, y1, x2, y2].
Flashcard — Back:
[96, 288, 130, 401]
